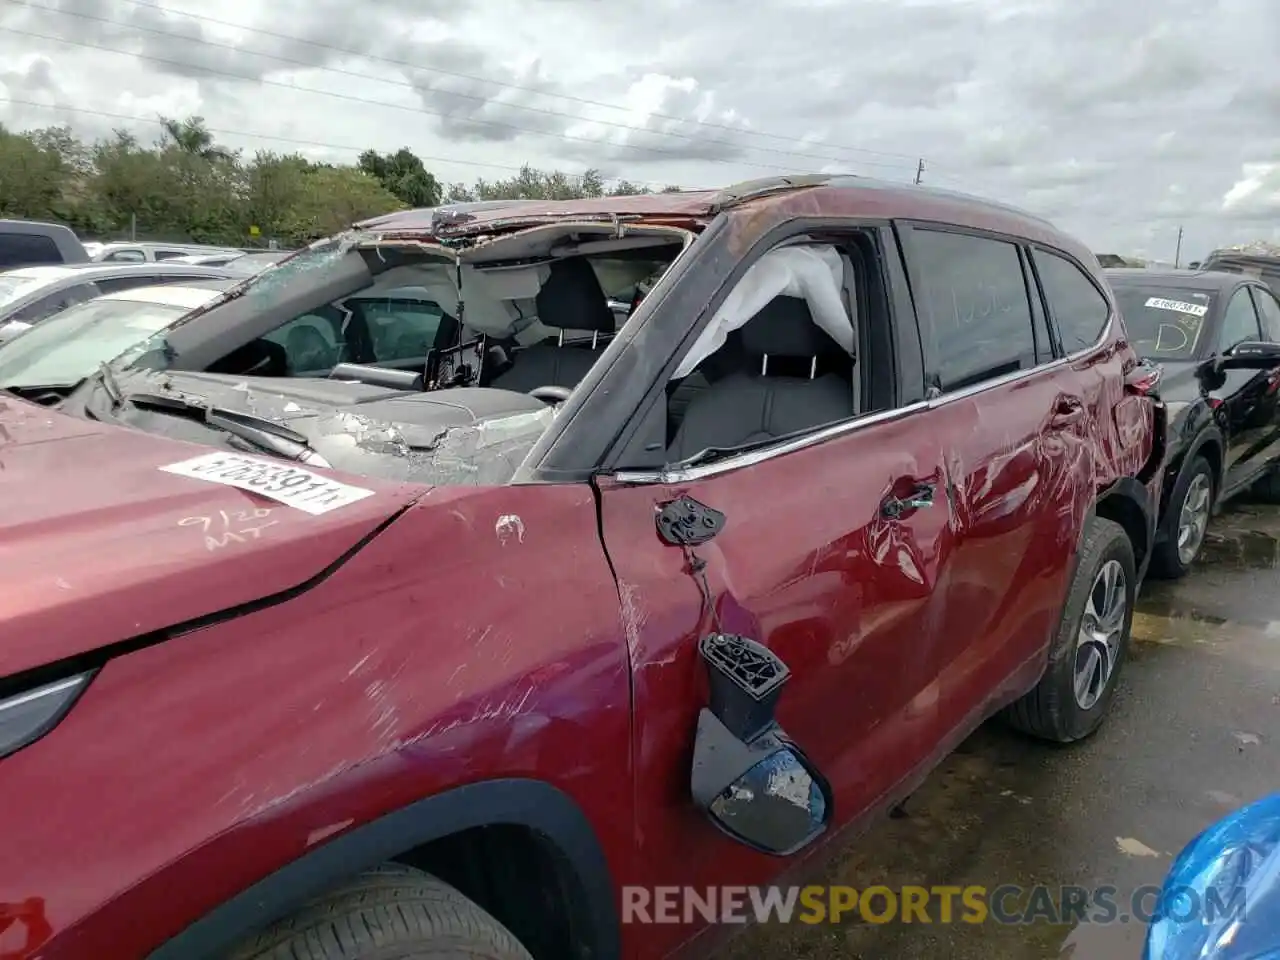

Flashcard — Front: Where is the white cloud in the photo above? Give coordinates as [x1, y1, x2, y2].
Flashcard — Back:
[0, 0, 1276, 256]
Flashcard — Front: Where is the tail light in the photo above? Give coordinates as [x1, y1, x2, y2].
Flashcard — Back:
[1125, 359, 1163, 397]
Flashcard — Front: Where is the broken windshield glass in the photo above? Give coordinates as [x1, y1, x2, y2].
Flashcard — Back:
[302, 406, 558, 486]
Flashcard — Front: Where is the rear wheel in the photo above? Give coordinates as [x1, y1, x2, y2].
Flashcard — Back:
[228, 863, 534, 960]
[1149, 455, 1214, 579]
[1003, 516, 1136, 743]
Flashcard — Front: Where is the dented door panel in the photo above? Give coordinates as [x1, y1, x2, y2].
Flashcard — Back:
[598, 413, 953, 958]
[922, 346, 1140, 750]
[924, 371, 1092, 745]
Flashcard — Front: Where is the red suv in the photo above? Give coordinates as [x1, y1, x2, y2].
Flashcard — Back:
[0, 176, 1164, 960]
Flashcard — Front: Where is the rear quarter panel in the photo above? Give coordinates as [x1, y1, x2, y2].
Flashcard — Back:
[0, 484, 635, 960]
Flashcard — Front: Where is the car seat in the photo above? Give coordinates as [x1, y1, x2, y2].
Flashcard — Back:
[489, 257, 616, 393]
[667, 295, 854, 462]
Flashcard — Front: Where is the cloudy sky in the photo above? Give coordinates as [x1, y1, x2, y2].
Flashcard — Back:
[0, 0, 1277, 259]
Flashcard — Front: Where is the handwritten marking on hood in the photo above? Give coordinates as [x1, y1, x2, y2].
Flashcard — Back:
[495, 514, 525, 545]
[1115, 837, 1162, 858]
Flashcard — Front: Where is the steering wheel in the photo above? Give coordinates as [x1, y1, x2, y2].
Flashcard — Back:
[528, 385, 572, 404]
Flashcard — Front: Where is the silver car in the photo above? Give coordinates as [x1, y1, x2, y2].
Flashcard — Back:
[0, 262, 238, 340]
[0, 278, 240, 397]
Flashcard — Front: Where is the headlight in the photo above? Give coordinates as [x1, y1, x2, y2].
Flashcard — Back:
[0, 671, 94, 760]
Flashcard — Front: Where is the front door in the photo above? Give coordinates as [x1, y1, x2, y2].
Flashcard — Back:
[1214, 286, 1272, 492]
[594, 225, 957, 958]
[1244, 285, 1280, 472]
[596, 412, 953, 955]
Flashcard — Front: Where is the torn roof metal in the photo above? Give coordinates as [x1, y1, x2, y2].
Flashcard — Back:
[347, 173, 1073, 258]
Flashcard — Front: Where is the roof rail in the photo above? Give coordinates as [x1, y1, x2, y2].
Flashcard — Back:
[709, 174, 837, 212]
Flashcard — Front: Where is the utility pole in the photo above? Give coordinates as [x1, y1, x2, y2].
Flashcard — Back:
[914, 158, 925, 185]
[1174, 225, 1183, 268]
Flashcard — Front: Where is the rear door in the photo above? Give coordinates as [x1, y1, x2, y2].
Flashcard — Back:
[895, 226, 1105, 750]
[594, 223, 954, 957]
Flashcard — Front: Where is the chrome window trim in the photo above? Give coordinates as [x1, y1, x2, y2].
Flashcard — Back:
[612, 328, 1114, 486]
[612, 237, 1119, 487]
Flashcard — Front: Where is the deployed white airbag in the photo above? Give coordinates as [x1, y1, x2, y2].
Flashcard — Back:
[672, 244, 854, 379]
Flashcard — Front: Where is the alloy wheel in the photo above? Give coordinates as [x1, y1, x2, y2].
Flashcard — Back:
[1176, 473, 1212, 566]
[1073, 559, 1127, 710]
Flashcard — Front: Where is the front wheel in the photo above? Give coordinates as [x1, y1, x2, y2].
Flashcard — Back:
[228, 863, 535, 960]
[1002, 515, 1136, 743]
[1149, 455, 1214, 579]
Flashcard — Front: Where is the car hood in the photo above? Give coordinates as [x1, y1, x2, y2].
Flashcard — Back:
[0, 393, 427, 676]
[1144, 791, 1280, 959]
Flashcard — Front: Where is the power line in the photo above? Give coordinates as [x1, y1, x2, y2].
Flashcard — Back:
[0, 96, 681, 191]
[7, 0, 918, 173]
[0, 22, 917, 181]
[63, 0, 927, 167]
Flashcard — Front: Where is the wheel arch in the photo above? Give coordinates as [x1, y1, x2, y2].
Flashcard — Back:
[1158, 426, 1224, 526]
[146, 778, 621, 960]
[1093, 477, 1155, 581]
[1186, 430, 1224, 496]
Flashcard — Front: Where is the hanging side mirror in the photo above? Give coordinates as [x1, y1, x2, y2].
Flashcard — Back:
[689, 633, 832, 856]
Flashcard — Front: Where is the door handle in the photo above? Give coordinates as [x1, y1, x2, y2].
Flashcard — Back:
[881, 482, 935, 519]
[1050, 396, 1086, 427]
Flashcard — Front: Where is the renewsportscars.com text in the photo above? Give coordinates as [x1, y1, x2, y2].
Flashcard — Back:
[621, 884, 1244, 926]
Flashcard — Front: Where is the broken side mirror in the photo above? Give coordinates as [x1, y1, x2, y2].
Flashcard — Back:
[689, 633, 832, 856]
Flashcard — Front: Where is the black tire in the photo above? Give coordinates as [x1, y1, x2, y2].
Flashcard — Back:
[1002, 516, 1136, 743]
[1253, 467, 1280, 503]
[228, 863, 535, 960]
[1149, 455, 1215, 580]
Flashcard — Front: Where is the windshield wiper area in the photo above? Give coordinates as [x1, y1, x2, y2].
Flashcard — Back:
[124, 391, 332, 466]
[98, 362, 123, 408]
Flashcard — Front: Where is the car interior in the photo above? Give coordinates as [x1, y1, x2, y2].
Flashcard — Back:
[203, 224, 881, 465]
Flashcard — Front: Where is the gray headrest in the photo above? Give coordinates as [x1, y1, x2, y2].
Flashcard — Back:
[739, 296, 832, 358]
[536, 257, 615, 334]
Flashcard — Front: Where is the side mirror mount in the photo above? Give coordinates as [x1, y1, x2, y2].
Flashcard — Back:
[689, 633, 832, 856]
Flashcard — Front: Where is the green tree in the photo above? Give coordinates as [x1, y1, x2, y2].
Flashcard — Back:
[0, 124, 73, 220]
[158, 115, 233, 162]
[357, 147, 442, 208]
[0, 119, 681, 246]
[471, 164, 614, 201]
[289, 165, 405, 241]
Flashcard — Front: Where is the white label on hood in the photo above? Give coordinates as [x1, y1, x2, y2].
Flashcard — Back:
[160, 452, 375, 515]
[1145, 296, 1209, 317]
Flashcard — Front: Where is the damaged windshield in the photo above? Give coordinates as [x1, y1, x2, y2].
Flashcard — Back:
[89, 368, 559, 486]
[65, 220, 690, 486]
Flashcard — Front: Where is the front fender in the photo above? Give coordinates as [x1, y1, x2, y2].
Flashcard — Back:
[148, 778, 621, 960]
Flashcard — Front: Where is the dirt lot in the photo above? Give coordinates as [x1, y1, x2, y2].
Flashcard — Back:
[714, 500, 1280, 960]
